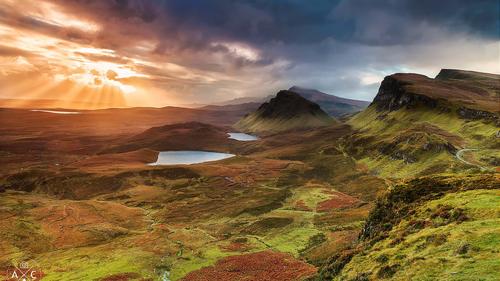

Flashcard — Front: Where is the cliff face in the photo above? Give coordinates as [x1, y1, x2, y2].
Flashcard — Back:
[347, 69, 500, 179]
[372, 74, 438, 111]
[370, 71, 500, 125]
[325, 70, 500, 281]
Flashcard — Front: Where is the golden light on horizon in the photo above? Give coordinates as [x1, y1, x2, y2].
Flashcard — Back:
[0, 0, 161, 109]
[0, 0, 274, 108]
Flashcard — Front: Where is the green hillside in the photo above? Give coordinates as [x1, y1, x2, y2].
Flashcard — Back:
[344, 71, 499, 179]
[319, 174, 500, 281]
[317, 69, 500, 281]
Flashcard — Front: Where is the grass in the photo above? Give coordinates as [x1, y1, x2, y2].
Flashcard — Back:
[358, 151, 457, 179]
[235, 112, 334, 133]
[346, 105, 499, 178]
[286, 185, 332, 211]
[350, 106, 497, 148]
[36, 244, 158, 281]
[168, 244, 229, 280]
[264, 226, 323, 257]
[335, 189, 500, 281]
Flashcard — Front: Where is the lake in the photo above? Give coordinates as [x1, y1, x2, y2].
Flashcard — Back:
[148, 151, 235, 165]
[31, 109, 81, 114]
[228, 132, 258, 141]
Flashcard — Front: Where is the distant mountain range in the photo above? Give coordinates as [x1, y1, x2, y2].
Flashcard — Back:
[234, 90, 335, 133]
[202, 86, 370, 118]
[288, 86, 370, 117]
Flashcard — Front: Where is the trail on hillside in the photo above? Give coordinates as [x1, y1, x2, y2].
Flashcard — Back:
[456, 148, 491, 171]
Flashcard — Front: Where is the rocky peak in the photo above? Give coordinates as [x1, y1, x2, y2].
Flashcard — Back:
[234, 90, 334, 133]
[256, 90, 328, 119]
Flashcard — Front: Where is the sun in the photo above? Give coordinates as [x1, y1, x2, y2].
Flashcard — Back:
[66, 61, 142, 94]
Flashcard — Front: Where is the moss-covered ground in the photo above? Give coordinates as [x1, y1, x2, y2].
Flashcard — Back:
[316, 173, 500, 281]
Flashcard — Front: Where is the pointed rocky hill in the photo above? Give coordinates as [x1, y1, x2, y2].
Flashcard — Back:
[234, 90, 335, 133]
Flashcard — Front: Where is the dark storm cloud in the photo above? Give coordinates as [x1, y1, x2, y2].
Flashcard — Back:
[2, 0, 498, 104]
[69, 0, 496, 46]
[332, 0, 499, 45]
[99, 0, 496, 46]
[41, 0, 497, 52]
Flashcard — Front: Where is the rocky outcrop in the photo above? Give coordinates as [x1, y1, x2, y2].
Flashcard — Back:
[372, 75, 438, 111]
[457, 107, 500, 126]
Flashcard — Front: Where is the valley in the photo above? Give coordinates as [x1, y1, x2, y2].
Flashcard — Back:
[0, 69, 498, 281]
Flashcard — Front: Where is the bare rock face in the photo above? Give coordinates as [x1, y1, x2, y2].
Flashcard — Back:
[457, 107, 500, 126]
[372, 74, 438, 111]
[371, 71, 500, 126]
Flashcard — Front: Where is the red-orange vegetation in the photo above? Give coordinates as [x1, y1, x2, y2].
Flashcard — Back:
[316, 190, 361, 212]
[181, 250, 316, 281]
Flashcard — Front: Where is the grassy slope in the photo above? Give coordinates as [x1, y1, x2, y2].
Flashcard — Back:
[346, 105, 499, 178]
[319, 71, 500, 279]
[235, 112, 334, 134]
[331, 175, 500, 281]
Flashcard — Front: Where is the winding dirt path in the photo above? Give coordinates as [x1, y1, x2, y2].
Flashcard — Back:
[456, 148, 491, 171]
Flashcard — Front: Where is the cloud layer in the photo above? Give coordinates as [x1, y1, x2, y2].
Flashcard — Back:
[0, 0, 498, 105]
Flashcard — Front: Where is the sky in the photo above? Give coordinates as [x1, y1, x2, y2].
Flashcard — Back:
[0, 0, 498, 108]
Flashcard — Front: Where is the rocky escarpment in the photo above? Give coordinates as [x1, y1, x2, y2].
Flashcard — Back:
[457, 107, 500, 126]
[372, 74, 439, 112]
[371, 72, 500, 125]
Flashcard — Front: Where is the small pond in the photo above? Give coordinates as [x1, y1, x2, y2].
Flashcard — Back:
[148, 151, 235, 165]
[227, 132, 258, 141]
[31, 109, 81, 114]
